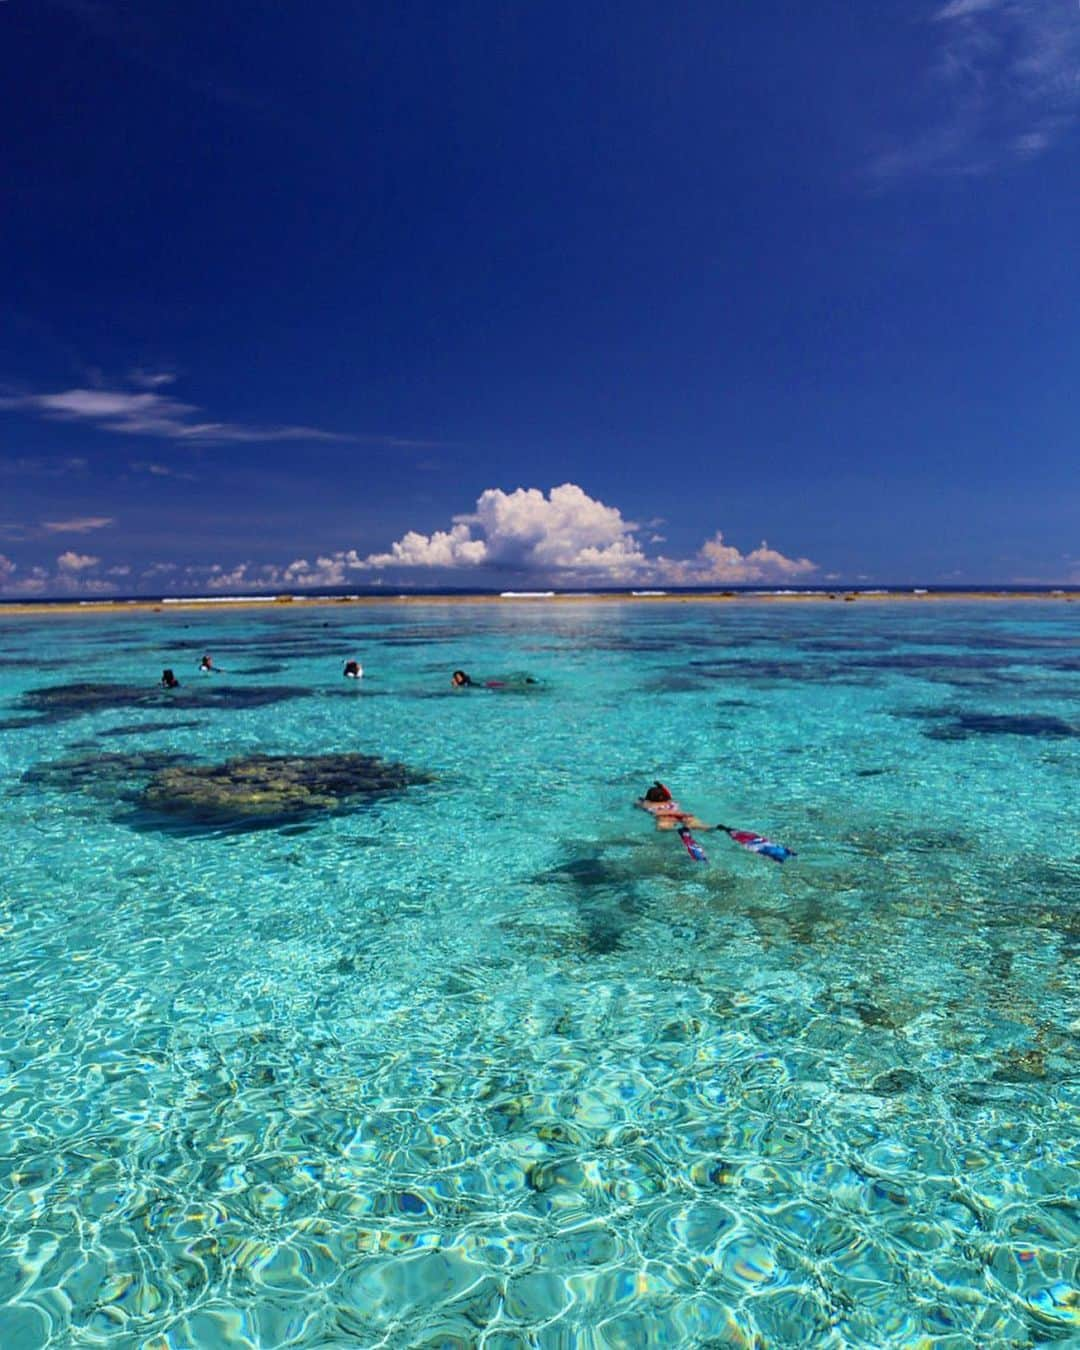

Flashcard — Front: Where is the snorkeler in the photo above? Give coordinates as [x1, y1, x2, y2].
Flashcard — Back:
[638, 781, 798, 864]
[343, 659, 363, 679]
[161, 668, 180, 689]
[451, 670, 539, 689]
[636, 781, 710, 831]
[199, 654, 214, 673]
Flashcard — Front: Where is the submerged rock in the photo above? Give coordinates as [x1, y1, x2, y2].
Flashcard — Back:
[870, 1069, 920, 1096]
[140, 752, 430, 827]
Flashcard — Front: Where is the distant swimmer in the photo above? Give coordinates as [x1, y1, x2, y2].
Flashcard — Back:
[161, 668, 180, 689]
[343, 659, 363, 679]
[452, 669, 540, 690]
[200, 654, 214, 673]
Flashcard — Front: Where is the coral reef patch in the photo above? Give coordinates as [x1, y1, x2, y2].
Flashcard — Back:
[139, 752, 431, 829]
[22, 751, 191, 795]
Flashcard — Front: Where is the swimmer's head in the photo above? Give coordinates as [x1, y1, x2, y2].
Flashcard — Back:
[644, 782, 672, 803]
[451, 670, 471, 687]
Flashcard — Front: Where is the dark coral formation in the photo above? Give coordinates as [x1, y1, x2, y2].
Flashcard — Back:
[899, 707, 1077, 741]
[8, 681, 313, 725]
[22, 751, 190, 793]
[927, 712, 1076, 740]
[19, 748, 430, 834]
[139, 752, 430, 827]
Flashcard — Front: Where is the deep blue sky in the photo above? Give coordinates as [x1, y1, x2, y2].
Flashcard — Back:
[1, 0, 1078, 594]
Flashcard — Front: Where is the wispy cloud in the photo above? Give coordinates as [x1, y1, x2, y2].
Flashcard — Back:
[129, 370, 178, 389]
[129, 460, 199, 482]
[0, 373, 439, 447]
[41, 516, 114, 534]
[0, 456, 89, 477]
[0, 375, 351, 444]
[872, 0, 1080, 180]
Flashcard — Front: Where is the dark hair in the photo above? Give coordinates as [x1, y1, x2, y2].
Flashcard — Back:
[452, 670, 472, 685]
[644, 781, 672, 802]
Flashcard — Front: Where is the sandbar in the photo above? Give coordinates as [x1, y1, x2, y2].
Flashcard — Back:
[0, 589, 1076, 618]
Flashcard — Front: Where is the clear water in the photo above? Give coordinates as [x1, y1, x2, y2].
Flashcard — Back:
[0, 600, 1076, 1348]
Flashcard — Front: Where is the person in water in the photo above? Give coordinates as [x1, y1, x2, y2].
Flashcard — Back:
[451, 669, 539, 689]
[343, 659, 363, 679]
[636, 781, 710, 831]
[199, 654, 214, 673]
[161, 668, 180, 689]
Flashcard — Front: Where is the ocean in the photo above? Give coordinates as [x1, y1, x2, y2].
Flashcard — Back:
[0, 599, 1076, 1346]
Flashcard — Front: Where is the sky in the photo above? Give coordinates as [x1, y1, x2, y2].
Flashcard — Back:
[1, 0, 1078, 595]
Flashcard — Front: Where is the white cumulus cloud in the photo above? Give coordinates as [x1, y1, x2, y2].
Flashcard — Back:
[361, 484, 646, 576]
[356, 483, 813, 584]
[138, 484, 815, 593]
[57, 550, 100, 572]
[188, 551, 373, 592]
[0, 564, 50, 596]
[658, 533, 817, 584]
[0, 554, 121, 596]
[364, 522, 488, 569]
[472, 483, 648, 573]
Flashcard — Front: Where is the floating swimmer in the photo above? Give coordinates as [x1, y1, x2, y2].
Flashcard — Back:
[638, 782, 796, 865]
[343, 660, 363, 679]
[451, 669, 540, 690]
[161, 668, 180, 689]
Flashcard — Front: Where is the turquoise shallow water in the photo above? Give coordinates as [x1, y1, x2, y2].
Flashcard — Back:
[0, 600, 1077, 1348]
